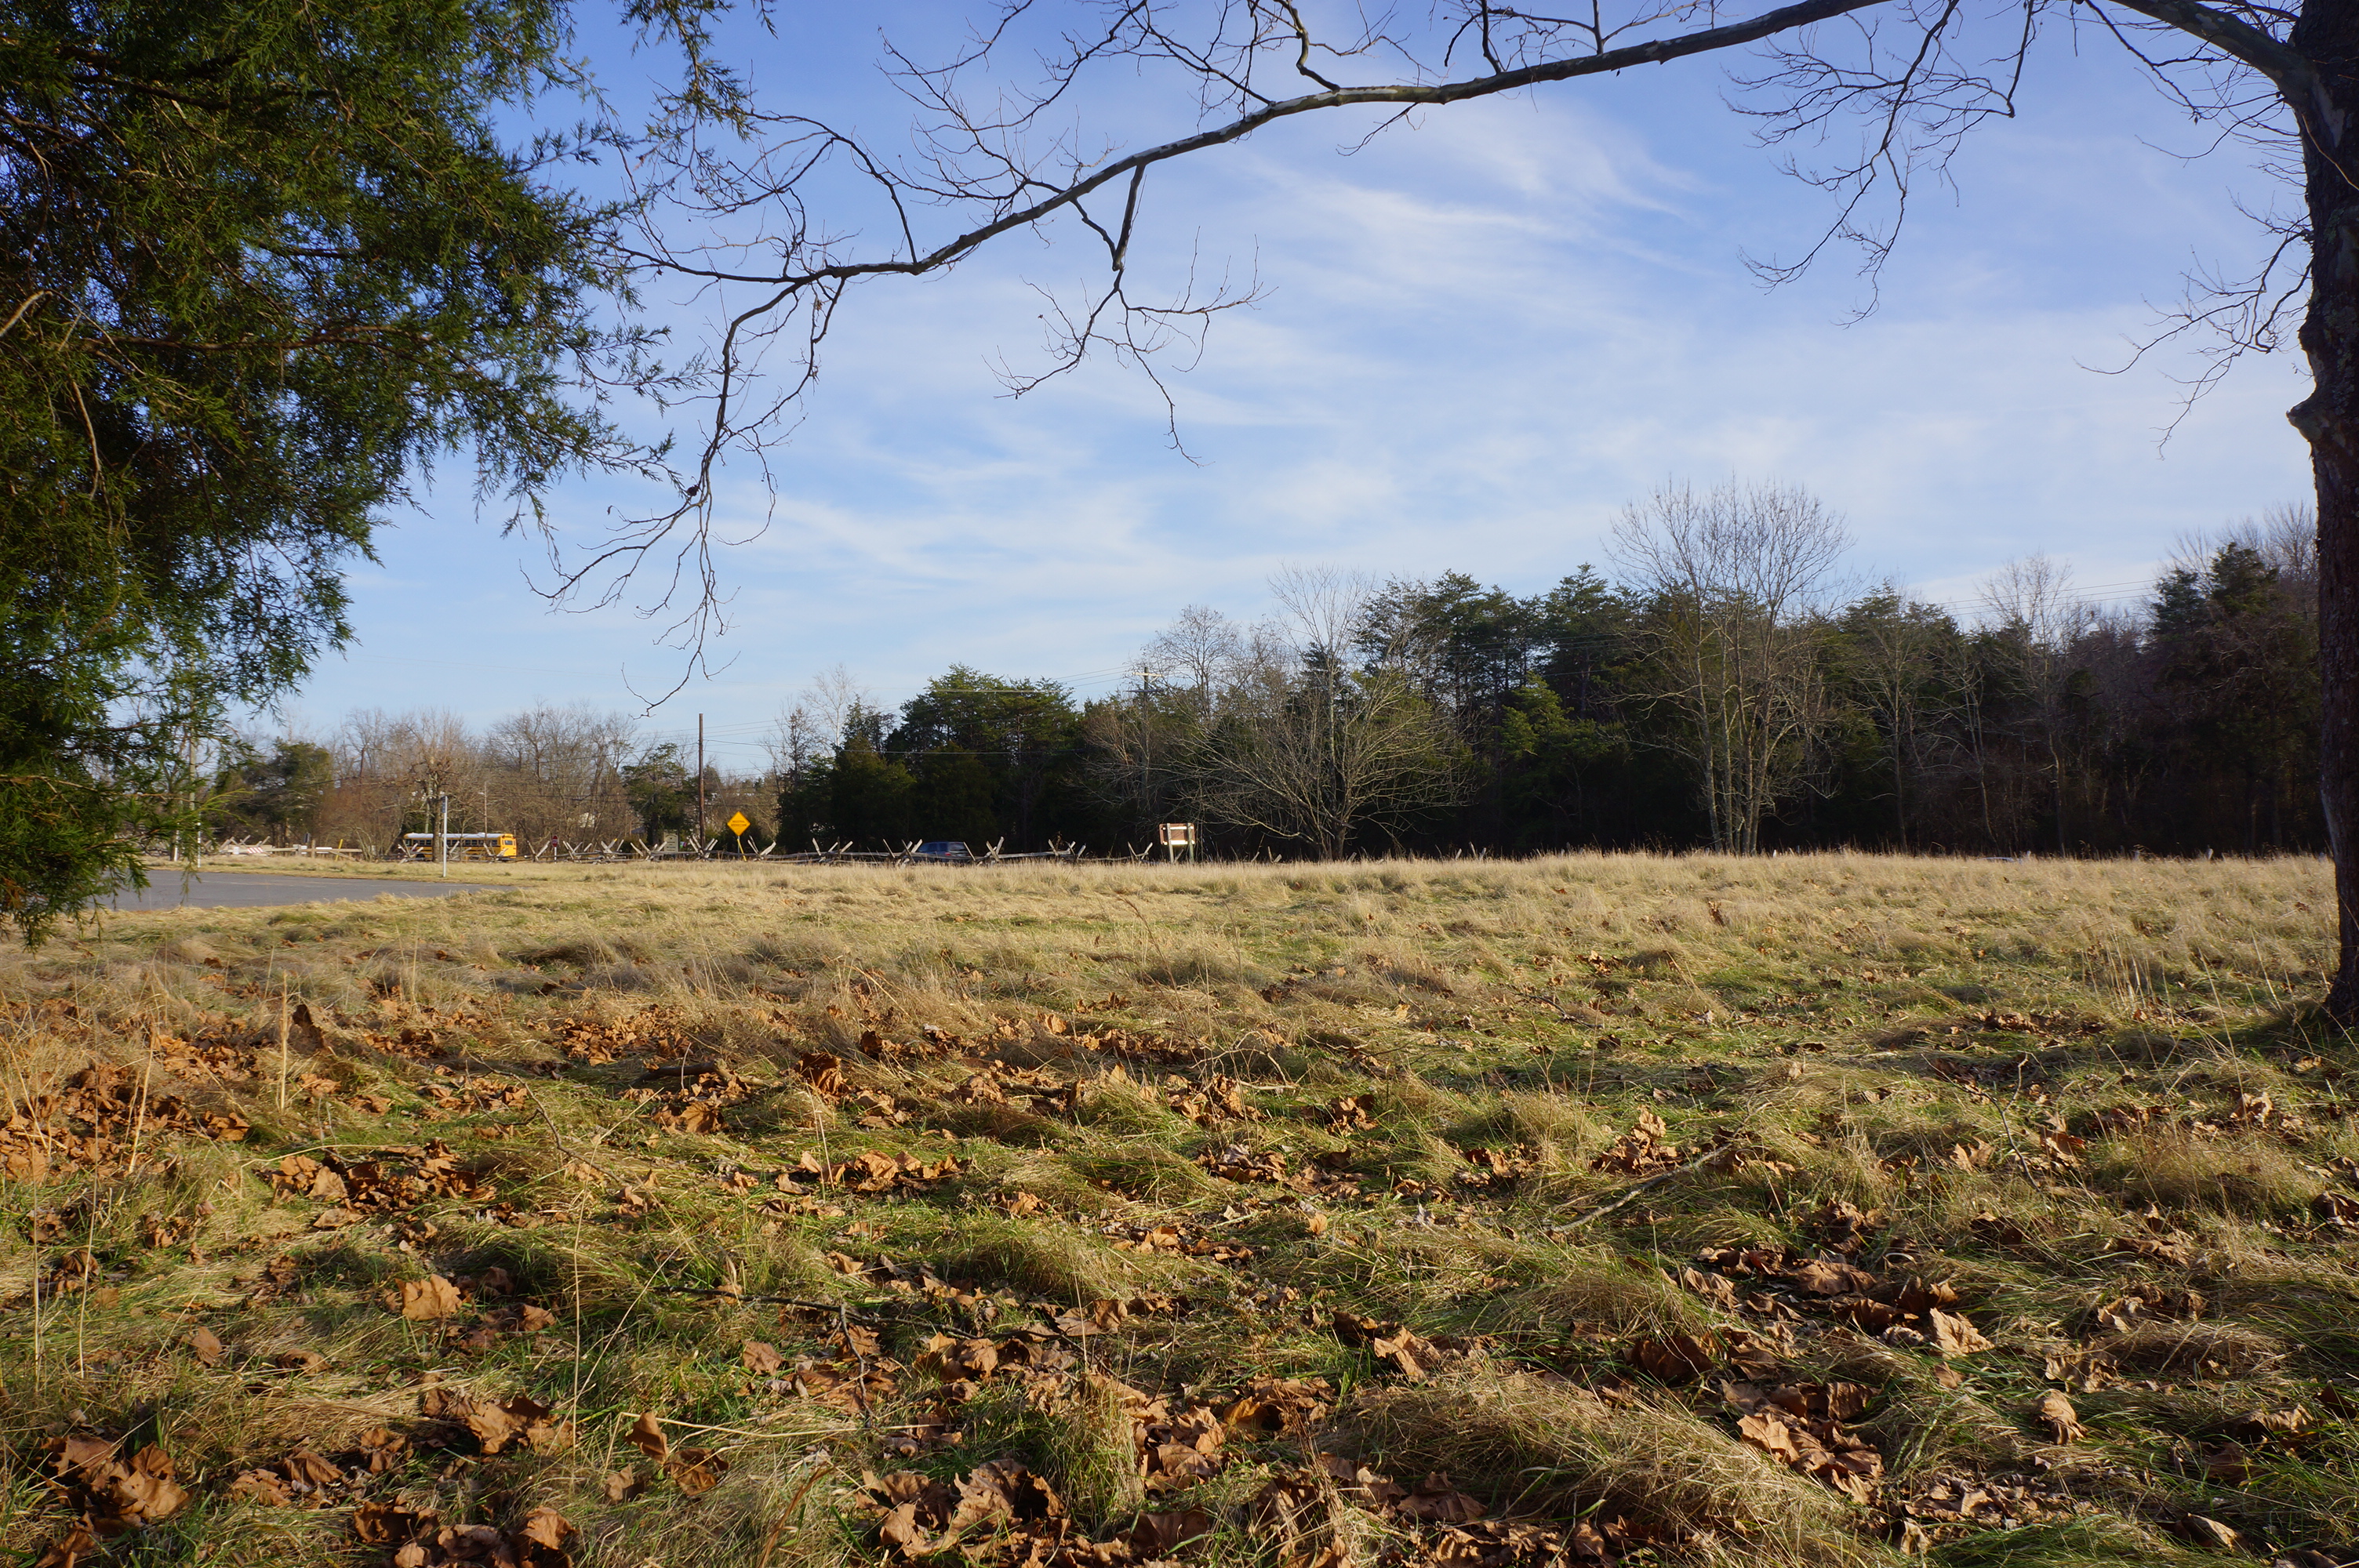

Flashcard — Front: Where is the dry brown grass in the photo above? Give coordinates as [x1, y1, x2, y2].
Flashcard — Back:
[1347, 1366, 1867, 1564]
[1, 850, 2352, 1568]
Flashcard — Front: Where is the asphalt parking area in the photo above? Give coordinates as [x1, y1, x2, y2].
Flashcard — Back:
[107, 873, 493, 911]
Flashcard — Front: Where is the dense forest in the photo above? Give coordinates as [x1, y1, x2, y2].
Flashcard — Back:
[208, 491, 2320, 861]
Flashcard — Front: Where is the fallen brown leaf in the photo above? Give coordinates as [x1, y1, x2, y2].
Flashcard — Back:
[2183, 1515, 2239, 1551]
[227, 1468, 293, 1506]
[671, 1447, 729, 1497]
[1927, 1308, 1993, 1358]
[2203, 1443, 2252, 1484]
[1630, 1334, 1717, 1383]
[626, 1413, 668, 1463]
[389, 1276, 463, 1321]
[1394, 1472, 1487, 1524]
[518, 1508, 573, 1550]
[466, 1393, 565, 1455]
[45, 1436, 190, 1532]
[2037, 1391, 2084, 1443]
[2243, 1406, 2314, 1438]
[282, 1450, 340, 1487]
[1130, 1508, 1215, 1555]
[32, 1524, 97, 1568]
[353, 1500, 432, 1544]
[1679, 1266, 1739, 1309]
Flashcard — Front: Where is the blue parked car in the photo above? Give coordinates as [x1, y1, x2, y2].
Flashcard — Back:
[911, 840, 975, 862]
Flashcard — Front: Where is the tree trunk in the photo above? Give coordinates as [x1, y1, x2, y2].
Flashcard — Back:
[1892, 699, 1908, 849]
[2293, 0, 2359, 1023]
[2051, 740, 2068, 857]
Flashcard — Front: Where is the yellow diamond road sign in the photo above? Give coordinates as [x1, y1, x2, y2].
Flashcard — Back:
[726, 811, 751, 837]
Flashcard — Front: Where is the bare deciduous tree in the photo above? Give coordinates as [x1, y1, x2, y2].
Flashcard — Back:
[1144, 605, 1247, 699]
[2173, 503, 2318, 589]
[1839, 586, 1966, 851]
[1611, 479, 1850, 853]
[321, 705, 642, 851]
[1268, 567, 1376, 673]
[766, 664, 871, 782]
[1095, 605, 1270, 833]
[1190, 667, 1459, 859]
[1174, 572, 1460, 856]
[802, 665, 870, 746]
[483, 702, 642, 841]
[1979, 553, 2099, 855]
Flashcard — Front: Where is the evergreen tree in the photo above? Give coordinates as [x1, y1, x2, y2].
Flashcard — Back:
[206, 739, 335, 844]
[623, 745, 695, 838]
[1, 0, 631, 937]
[830, 736, 914, 846]
[2152, 543, 2320, 851]
[892, 668, 1092, 848]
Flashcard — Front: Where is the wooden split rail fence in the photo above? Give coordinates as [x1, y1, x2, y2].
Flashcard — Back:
[525, 836, 1155, 866]
[158, 834, 1176, 867]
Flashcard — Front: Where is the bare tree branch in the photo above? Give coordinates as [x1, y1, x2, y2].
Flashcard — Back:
[562, 0, 2314, 673]
[572, 0, 1906, 647]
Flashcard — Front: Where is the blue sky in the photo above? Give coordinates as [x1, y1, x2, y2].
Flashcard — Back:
[283, 5, 2309, 774]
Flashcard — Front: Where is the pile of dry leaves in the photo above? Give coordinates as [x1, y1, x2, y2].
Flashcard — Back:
[1721, 1381, 1883, 1504]
[1589, 1112, 1683, 1175]
[35, 1436, 190, 1563]
[4, 1062, 250, 1182]
[1252, 1454, 1652, 1568]
[270, 1149, 500, 1238]
[553, 1010, 696, 1065]
[228, 1428, 412, 1506]
[1684, 1199, 1995, 1361]
[1332, 1314, 1488, 1383]
[620, 1058, 759, 1135]
[354, 1501, 576, 1568]
[781, 1148, 965, 1194]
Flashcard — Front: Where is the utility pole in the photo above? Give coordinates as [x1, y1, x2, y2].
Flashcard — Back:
[696, 713, 706, 852]
[437, 793, 449, 878]
[182, 705, 202, 868]
[1136, 669, 1154, 823]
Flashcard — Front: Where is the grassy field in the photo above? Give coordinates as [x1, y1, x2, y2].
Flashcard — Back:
[1, 851, 2351, 1568]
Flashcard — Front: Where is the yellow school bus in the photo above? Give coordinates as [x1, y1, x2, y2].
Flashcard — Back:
[398, 832, 518, 862]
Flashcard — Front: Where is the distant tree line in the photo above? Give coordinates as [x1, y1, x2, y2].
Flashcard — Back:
[773, 483, 2322, 860]
[209, 484, 2318, 862]
[202, 703, 775, 856]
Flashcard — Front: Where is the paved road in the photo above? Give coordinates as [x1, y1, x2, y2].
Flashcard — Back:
[107, 873, 494, 911]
